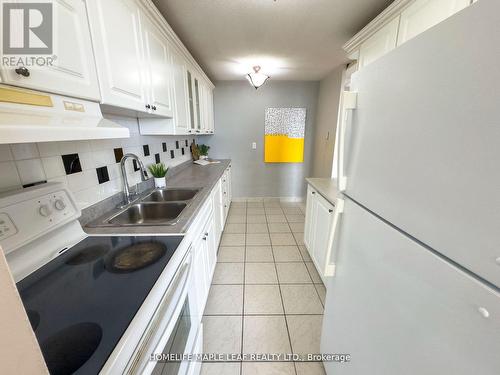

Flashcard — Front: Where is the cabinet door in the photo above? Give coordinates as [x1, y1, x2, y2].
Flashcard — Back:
[186, 70, 197, 132]
[224, 167, 232, 207]
[212, 181, 223, 248]
[87, 0, 147, 111]
[142, 16, 173, 117]
[397, 0, 470, 46]
[0, 0, 100, 100]
[311, 193, 335, 281]
[192, 235, 208, 316]
[193, 76, 202, 134]
[172, 49, 190, 134]
[303, 185, 315, 250]
[207, 88, 215, 133]
[358, 17, 399, 69]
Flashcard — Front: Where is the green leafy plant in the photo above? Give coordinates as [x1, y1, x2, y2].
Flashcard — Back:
[199, 144, 210, 156]
[148, 163, 168, 178]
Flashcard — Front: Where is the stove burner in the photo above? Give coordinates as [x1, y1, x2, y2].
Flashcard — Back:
[41, 322, 102, 375]
[65, 245, 108, 266]
[106, 242, 167, 273]
[26, 309, 40, 331]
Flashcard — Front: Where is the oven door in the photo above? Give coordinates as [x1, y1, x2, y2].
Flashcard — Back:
[126, 246, 199, 375]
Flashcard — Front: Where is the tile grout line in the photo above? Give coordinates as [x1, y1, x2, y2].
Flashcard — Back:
[240, 200, 247, 375]
[271, 203, 298, 375]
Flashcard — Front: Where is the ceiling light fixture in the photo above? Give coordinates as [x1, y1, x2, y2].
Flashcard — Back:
[246, 66, 270, 89]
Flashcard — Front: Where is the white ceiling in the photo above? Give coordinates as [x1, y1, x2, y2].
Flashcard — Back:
[153, 0, 393, 82]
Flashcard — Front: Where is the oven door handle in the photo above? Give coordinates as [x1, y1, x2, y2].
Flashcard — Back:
[126, 246, 193, 375]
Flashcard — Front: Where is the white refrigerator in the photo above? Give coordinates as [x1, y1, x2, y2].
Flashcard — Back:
[321, 1, 500, 374]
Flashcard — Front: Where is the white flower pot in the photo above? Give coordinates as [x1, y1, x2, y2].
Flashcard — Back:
[199, 155, 208, 160]
[154, 177, 166, 189]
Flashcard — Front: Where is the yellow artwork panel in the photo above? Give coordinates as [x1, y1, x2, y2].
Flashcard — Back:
[264, 135, 304, 163]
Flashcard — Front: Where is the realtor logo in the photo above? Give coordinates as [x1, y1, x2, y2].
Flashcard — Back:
[2, 3, 53, 54]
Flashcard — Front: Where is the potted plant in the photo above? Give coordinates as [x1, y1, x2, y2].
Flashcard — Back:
[148, 163, 168, 188]
[199, 144, 210, 160]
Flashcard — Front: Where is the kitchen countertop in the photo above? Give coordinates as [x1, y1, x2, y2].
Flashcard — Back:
[305, 177, 340, 205]
[82, 159, 231, 235]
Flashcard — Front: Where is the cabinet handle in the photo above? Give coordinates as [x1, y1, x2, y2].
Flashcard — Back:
[204, 232, 209, 236]
[145, 104, 151, 109]
[312, 191, 316, 195]
[202, 236, 207, 241]
[196, 130, 200, 133]
[15, 67, 30, 77]
[324, 198, 345, 277]
[329, 209, 333, 213]
[188, 130, 192, 133]
[152, 105, 157, 111]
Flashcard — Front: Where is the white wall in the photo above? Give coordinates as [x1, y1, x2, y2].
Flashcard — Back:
[311, 65, 345, 178]
[206, 81, 319, 199]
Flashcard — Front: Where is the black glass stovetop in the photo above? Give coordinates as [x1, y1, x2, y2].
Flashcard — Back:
[17, 235, 184, 375]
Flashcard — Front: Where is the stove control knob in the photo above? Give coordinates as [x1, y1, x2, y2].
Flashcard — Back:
[39, 204, 52, 217]
[54, 199, 66, 211]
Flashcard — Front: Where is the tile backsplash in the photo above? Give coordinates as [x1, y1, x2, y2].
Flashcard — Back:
[0, 115, 194, 209]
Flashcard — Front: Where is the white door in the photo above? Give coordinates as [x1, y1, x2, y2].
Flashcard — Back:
[86, 0, 147, 111]
[172, 49, 189, 134]
[310, 193, 335, 281]
[0, 0, 100, 100]
[142, 16, 173, 117]
[397, 0, 470, 46]
[321, 198, 500, 375]
[345, 1, 500, 287]
[358, 17, 399, 69]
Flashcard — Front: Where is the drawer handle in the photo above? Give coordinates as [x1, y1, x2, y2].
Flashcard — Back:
[312, 191, 316, 195]
[329, 209, 333, 213]
[15, 67, 30, 77]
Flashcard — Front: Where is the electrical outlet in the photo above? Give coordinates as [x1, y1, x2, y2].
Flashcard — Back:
[252, 142, 257, 150]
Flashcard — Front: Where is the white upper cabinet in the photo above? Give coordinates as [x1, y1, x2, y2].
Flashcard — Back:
[358, 17, 399, 69]
[141, 15, 173, 117]
[171, 48, 190, 134]
[0, 0, 100, 100]
[397, 0, 470, 45]
[346, 0, 474, 71]
[86, 0, 147, 112]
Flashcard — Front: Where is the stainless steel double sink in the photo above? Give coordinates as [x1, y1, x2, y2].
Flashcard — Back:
[92, 188, 200, 227]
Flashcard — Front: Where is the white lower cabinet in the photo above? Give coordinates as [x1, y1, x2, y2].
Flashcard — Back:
[221, 165, 232, 223]
[211, 180, 223, 248]
[304, 184, 337, 284]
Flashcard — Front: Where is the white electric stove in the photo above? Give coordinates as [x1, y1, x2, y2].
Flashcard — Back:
[0, 183, 201, 375]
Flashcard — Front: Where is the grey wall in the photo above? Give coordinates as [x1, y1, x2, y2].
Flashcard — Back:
[206, 81, 319, 198]
[312, 65, 344, 178]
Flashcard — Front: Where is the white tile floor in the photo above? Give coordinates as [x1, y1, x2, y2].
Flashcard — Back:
[201, 200, 326, 375]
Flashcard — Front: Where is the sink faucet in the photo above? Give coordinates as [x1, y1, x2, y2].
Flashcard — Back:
[120, 153, 149, 205]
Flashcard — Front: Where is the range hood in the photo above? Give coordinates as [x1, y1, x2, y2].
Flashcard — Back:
[0, 85, 130, 144]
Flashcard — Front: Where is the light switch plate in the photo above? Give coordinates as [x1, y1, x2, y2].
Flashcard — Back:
[252, 142, 257, 150]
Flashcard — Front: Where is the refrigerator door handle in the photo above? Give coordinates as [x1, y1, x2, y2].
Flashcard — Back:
[338, 91, 357, 191]
[324, 197, 345, 277]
